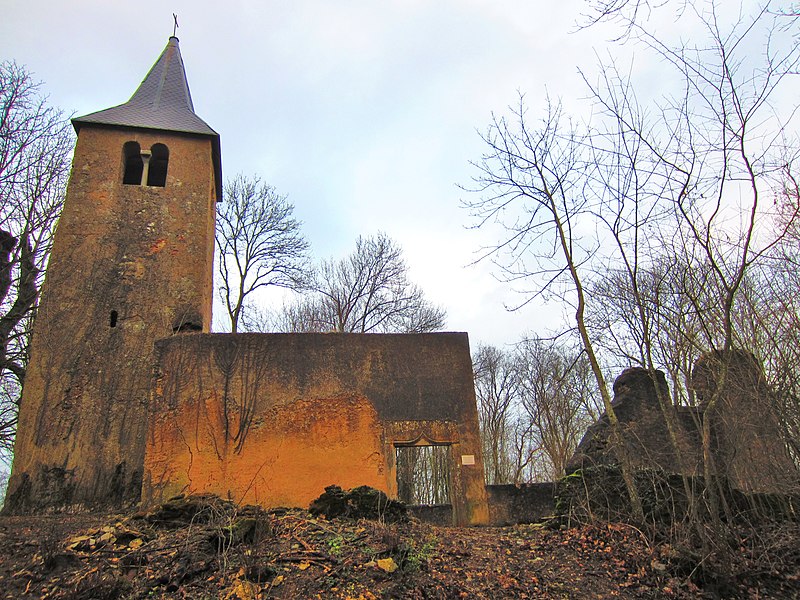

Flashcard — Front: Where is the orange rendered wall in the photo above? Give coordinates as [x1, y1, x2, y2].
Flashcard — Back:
[146, 395, 388, 508]
[143, 333, 490, 525]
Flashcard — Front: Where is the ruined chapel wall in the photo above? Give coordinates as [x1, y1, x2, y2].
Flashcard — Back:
[567, 368, 703, 477]
[142, 333, 489, 526]
[567, 356, 798, 496]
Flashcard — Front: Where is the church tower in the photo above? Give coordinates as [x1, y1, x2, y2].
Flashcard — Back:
[5, 37, 221, 511]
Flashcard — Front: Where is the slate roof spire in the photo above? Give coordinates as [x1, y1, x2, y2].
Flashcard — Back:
[73, 37, 222, 199]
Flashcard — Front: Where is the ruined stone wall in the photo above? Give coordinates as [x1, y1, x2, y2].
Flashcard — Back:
[693, 350, 798, 494]
[487, 483, 556, 525]
[6, 126, 217, 513]
[142, 333, 489, 526]
[567, 367, 703, 477]
[567, 356, 798, 495]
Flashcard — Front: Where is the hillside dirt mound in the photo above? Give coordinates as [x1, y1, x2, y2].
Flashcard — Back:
[0, 494, 798, 599]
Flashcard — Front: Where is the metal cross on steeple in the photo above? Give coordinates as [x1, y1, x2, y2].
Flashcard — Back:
[173, 13, 179, 37]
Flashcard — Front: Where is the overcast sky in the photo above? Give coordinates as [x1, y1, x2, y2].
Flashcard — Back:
[2, 0, 697, 348]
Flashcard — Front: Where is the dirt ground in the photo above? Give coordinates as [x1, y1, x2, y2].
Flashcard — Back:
[0, 495, 797, 599]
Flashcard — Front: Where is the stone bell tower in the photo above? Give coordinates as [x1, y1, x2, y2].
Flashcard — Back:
[5, 37, 221, 512]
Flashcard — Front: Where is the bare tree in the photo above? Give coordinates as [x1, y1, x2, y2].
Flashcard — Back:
[730, 179, 800, 466]
[597, 2, 799, 530]
[396, 445, 451, 505]
[464, 97, 645, 517]
[467, 0, 800, 526]
[582, 0, 663, 24]
[0, 467, 8, 506]
[473, 344, 522, 484]
[216, 174, 310, 333]
[0, 61, 73, 458]
[588, 258, 710, 406]
[517, 340, 600, 481]
[276, 232, 446, 334]
[473, 339, 603, 484]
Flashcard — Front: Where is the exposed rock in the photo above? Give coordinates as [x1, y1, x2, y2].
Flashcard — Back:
[145, 494, 238, 527]
[691, 349, 764, 406]
[612, 367, 671, 416]
[691, 350, 798, 493]
[309, 485, 407, 522]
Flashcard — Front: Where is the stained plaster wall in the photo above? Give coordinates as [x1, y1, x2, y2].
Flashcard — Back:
[5, 126, 217, 513]
[143, 332, 490, 526]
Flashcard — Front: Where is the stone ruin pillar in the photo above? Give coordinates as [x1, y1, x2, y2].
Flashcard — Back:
[692, 350, 798, 494]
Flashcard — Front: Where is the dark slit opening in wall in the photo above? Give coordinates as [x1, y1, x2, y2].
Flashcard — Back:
[110, 311, 118, 328]
[173, 321, 202, 334]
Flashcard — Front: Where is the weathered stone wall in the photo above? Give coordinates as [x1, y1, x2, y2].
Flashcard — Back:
[142, 333, 490, 526]
[567, 367, 703, 477]
[693, 350, 798, 494]
[566, 356, 797, 495]
[5, 126, 217, 513]
[407, 504, 454, 526]
[487, 483, 556, 525]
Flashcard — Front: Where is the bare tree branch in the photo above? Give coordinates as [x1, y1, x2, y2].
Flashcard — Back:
[0, 61, 72, 458]
[215, 174, 310, 333]
[275, 233, 446, 334]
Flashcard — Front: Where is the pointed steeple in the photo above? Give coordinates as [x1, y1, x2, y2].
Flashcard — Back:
[73, 37, 222, 198]
[74, 37, 218, 136]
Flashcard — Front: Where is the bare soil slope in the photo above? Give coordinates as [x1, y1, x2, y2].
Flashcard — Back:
[0, 496, 797, 599]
